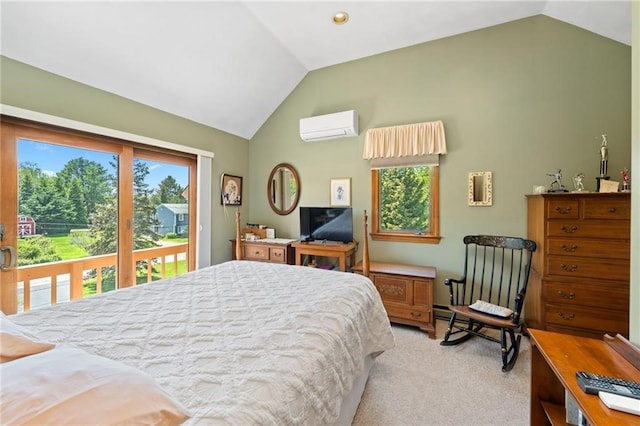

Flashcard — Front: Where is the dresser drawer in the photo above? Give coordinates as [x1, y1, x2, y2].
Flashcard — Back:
[545, 323, 629, 340]
[544, 281, 629, 310]
[243, 244, 269, 261]
[545, 303, 628, 335]
[582, 197, 630, 220]
[546, 256, 629, 281]
[547, 199, 579, 219]
[269, 247, 286, 263]
[547, 238, 630, 260]
[385, 304, 430, 322]
[546, 220, 630, 239]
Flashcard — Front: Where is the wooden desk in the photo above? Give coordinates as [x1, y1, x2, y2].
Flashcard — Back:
[529, 329, 640, 425]
[292, 241, 357, 272]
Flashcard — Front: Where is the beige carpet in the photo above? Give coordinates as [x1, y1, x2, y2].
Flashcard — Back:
[352, 321, 531, 426]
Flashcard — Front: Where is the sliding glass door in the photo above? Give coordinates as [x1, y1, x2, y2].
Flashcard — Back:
[0, 119, 196, 313]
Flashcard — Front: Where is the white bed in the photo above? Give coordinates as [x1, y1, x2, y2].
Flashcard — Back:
[3, 260, 395, 425]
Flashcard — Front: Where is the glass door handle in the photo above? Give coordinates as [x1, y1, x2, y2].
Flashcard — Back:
[0, 246, 16, 270]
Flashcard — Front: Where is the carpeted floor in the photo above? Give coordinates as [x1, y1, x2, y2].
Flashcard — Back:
[352, 321, 531, 426]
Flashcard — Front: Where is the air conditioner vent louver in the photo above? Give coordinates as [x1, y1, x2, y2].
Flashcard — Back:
[299, 110, 359, 142]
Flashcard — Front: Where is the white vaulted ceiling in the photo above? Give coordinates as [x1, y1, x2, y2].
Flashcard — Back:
[0, 1, 632, 140]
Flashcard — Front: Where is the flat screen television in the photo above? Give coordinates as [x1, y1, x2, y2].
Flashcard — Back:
[299, 207, 353, 243]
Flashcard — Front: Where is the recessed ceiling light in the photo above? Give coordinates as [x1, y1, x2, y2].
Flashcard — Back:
[332, 11, 349, 25]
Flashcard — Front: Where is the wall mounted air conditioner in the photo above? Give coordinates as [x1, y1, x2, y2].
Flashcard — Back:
[299, 110, 359, 142]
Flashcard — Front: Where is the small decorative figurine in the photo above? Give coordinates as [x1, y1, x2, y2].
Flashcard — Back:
[547, 169, 568, 192]
[572, 173, 585, 192]
[621, 167, 630, 192]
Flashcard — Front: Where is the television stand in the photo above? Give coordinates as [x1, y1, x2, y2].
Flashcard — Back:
[292, 241, 358, 272]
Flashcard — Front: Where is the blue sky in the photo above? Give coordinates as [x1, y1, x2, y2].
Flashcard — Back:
[18, 139, 189, 189]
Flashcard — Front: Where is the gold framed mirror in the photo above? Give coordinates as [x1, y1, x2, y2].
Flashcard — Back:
[468, 171, 493, 206]
[267, 163, 300, 215]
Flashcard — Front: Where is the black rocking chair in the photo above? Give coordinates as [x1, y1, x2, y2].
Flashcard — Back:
[440, 235, 537, 372]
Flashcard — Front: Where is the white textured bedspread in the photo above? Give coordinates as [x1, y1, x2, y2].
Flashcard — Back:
[11, 261, 395, 425]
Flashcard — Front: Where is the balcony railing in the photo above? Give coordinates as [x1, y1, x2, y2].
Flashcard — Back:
[17, 244, 188, 312]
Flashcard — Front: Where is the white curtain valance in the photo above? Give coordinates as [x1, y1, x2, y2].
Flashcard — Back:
[363, 120, 447, 167]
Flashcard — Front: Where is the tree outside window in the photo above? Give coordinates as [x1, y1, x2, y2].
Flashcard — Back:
[371, 165, 440, 243]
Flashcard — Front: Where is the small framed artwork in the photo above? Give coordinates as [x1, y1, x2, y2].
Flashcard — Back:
[330, 178, 351, 207]
[221, 174, 242, 205]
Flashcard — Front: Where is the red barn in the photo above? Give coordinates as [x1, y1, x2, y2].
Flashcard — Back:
[18, 215, 36, 236]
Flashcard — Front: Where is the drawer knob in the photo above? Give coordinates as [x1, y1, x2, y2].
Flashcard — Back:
[558, 312, 575, 320]
[609, 207, 617, 213]
[557, 290, 575, 299]
[560, 244, 578, 252]
[555, 206, 573, 214]
[410, 312, 422, 319]
[273, 252, 282, 257]
[560, 225, 578, 234]
[560, 263, 578, 272]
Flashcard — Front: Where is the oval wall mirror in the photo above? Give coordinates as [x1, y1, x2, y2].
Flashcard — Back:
[267, 163, 300, 215]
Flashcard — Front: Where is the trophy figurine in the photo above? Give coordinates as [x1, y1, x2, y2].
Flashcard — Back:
[572, 173, 585, 192]
[599, 134, 608, 177]
[547, 169, 568, 192]
[621, 167, 630, 192]
[596, 134, 610, 191]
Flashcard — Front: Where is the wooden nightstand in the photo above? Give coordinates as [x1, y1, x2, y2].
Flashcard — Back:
[352, 261, 436, 338]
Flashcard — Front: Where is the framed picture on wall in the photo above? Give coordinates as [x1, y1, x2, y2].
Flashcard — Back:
[221, 174, 242, 205]
[330, 178, 351, 207]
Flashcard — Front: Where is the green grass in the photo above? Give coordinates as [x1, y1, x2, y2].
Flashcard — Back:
[161, 236, 188, 244]
[48, 234, 188, 261]
[161, 260, 188, 277]
[83, 260, 187, 297]
[48, 234, 89, 260]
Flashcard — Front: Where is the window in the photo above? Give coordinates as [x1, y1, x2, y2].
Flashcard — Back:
[371, 165, 440, 243]
[362, 120, 445, 244]
[2, 118, 199, 312]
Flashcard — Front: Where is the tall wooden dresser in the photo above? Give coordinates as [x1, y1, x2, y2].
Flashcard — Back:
[525, 193, 630, 339]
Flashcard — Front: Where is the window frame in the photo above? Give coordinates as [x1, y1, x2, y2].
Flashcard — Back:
[370, 165, 440, 243]
[3, 117, 198, 286]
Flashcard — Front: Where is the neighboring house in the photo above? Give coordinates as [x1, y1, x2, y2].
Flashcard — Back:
[17, 215, 36, 236]
[155, 204, 188, 236]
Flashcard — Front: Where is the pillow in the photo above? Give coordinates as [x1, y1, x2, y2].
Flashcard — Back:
[1, 345, 190, 425]
[469, 300, 513, 318]
[0, 312, 55, 363]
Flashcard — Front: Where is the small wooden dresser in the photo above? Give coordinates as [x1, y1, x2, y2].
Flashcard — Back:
[231, 239, 295, 265]
[525, 192, 630, 338]
[352, 261, 436, 338]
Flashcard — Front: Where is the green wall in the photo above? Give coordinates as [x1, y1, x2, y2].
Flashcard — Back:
[0, 56, 250, 265]
[249, 15, 631, 306]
